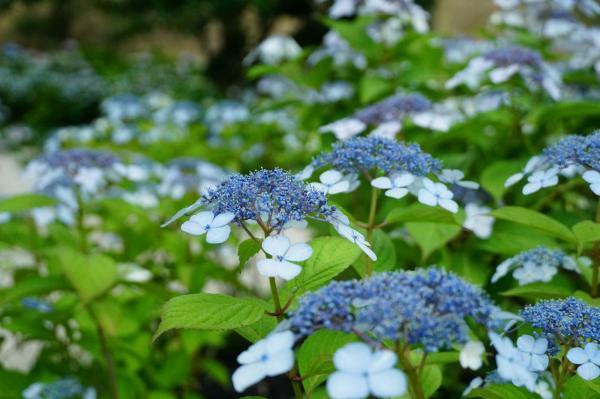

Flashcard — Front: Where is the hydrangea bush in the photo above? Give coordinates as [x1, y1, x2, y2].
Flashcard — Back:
[1, 0, 600, 398]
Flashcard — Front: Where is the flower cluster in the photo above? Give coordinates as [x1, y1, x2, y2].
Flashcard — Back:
[506, 131, 600, 196]
[319, 93, 434, 139]
[446, 46, 561, 100]
[304, 136, 472, 213]
[522, 297, 600, 345]
[491, 246, 579, 285]
[288, 267, 497, 352]
[23, 378, 96, 399]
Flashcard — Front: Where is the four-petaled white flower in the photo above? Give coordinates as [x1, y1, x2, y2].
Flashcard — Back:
[567, 343, 600, 381]
[583, 170, 600, 196]
[489, 332, 537, 391]
[232, 331, 295, 392]
[417, 178, 459, 213]
[513, 262, 557, 285]
[310, 170, 351, 195]
[439, 169, 480, 189]
[181, 211, 235, 243]
[336, 223, 377, 261]
[460, 341, 485, 370]
[257, 235, 313, 280]
[371, 173, 415, 199]
[522, 168, 559, 195]
[463, 203, 495, 239]
[516, 335, 549, 372]
[327, 342, 407, 399]
[319, 118, 366, 140]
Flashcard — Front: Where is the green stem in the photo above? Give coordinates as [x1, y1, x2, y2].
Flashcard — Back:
[592, 200, 600, 297]
[397, 344, 425, 399]
[87, 305, 120, 399]
[75, 190, 88, 254]
[365, 187, 378, 276]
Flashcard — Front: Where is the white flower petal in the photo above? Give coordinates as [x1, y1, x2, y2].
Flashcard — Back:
[439, 198, 459, 213]
[265, 349, 295, 376]
[262, 235, 291, 257]
[285, 243, 313, 262]
[505, 172, 524, 187]
[522, 182, 542, 195]
[321, 170, 343, 185]
[232, 363, 267, 392]
[328, 180, 351, 194]
[458, 180, 480, 189]
[189, 211, 215, 226]
[385, 187, 409, 199]
[583, 170, 600, 184]
[368, 350, 397, 373]
[368, 369, 407, 398]
[577, 363, 600, 381]
[532, 338, 548, 355]
[266, 331, 295, 355]
[327, 372, 369, 399]
[567, 347, 588, 365]
[257, 259, 282, 277]
[181, 221, 207, 236]
[309, 182, 327, 193]
[212, 212, 235, 227]
[517, 335, 535, 352]
[334, 343, 372, 373]
[206, 225, 231, 243]
[237, 340, 267, 364]
[418, 189, 438, 207]
[529, 354, 549, 372]
[371, 177, 392, 189]
[589, 183, 600, 196]
[393, 173, 415, 187]
[358, 241, 378, 261]
[274, 260, 302, 280]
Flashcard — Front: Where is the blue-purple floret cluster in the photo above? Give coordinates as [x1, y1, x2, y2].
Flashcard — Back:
[542, 130, 600, 171]
[37, 149, 120, 173]
[288, 267, 497, 352]
[522, 297, 600, 345]
[484, 47, 542, 68]
[354, 93, 431, 125]
[201, 168, 335, 229]
[312, 136, 442, 176]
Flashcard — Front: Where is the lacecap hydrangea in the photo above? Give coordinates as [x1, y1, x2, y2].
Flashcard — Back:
[505, 130, 600, 196]
[287, 267, 498, 352]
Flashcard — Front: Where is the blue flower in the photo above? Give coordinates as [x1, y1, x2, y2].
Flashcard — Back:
[521, 297, 600, 344]
[567, 343, 600, 380]
[506, 131, 600, 196]
[288, 267, 497, 352]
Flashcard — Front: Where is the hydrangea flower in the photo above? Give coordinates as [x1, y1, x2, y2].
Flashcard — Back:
[204, 100, 250, 135]
[309, 170, 353, 195]
[319, 93, 434, 139]
[446, 46, 561, 100]
[505, 131, 600, 196]
[23, 378, 96, 399]
[157, 158, 228, 200]
[232, 331, 295, 392]
[492, 247, 578, 285]
[516, 335, 549, 372]
[463, 203, 495, 239]
[288, 267, 497, 352]
[257, 235, 313, 280]
[567, 343, 600, 380]
[308, 31, 367, 69]
[243, 35, 301, 66]
[326, 342, 407, 399]
[489, 332, 538, 391]
[521, 297, 600, 345]
[459, 341, 485, 370]
[306, 135, 467, 211]
[181, 211, 235, 244]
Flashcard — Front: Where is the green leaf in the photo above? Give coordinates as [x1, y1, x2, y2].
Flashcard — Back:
[0, 193, 57, 213]
[480, 160, 522, 202]
[55, 248, 117, 303]
[386, 203, 458, 225]
[235, 315, 277, 343]
[421, 365, 442, 398]
[572, 221, 600, 254]
[155, 293, 269, 339]
[490, 207, 576, 243]
[405, 222, 461, 260]
[479, 221, 557, 255]
[238, 238, 261, 268]
[467, 384, 539, 399]
[501, 282, 571, 300]
[563, 375, 600, 399]
[282, 237, 361, 298]
[359, 74, 389, 104]
[356, 229, 396, 274]
[297, 330, 356, 394]
[0, 275, 68, 306]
